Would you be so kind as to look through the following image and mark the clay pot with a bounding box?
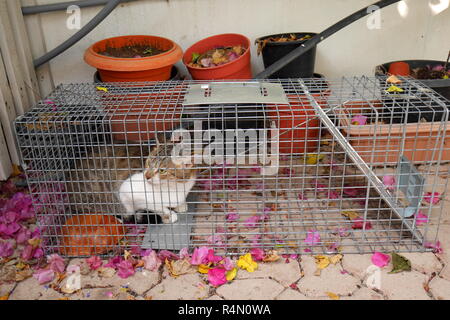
[84,35,183,82]
[60,214,126,256]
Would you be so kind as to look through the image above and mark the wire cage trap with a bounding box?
[14,76,449,257]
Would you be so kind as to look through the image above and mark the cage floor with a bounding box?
[187,157,423,255]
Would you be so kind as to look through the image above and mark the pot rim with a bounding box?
[255,32,318,46]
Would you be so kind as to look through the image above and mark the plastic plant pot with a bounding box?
[268,94,322,155]
[84,35,183,82]
[94,65,181,83]
[102,86,185,142]
[60,214,126,256]
[337,100,450,164]
[183,33,252,80]
[387,61,410,76]
[255,32,318,79]
[376,60,450,101]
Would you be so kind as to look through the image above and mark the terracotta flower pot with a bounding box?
[60,214,126,256]
[84,35,183,82]
[183,33,252,80]
[338,100,450,164]
[102,86,185,142]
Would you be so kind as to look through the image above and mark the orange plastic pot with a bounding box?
[183,33,252,80]
[60,214,126,256]
[103,85,185,142]
[84,35,183,82]
[388,61,410,76]
[269,94,324,154]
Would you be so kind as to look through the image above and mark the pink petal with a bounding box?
[33,268,55,285]
[142,250,162,271]
[0,241,14,258]
[179,247,190,260]
[190,246,209,265]
[304,230,321,246]
[351,114,368,125]
[415,211,429,226]
[117,260,135,279]
[86,256,103,270]
[382,175,396,191]
[208,268,227,287]
[327,191,340,199]
[226,212,239,222]
[244,216,260,228]
[352,217,373,230]
[371,252,391,267]
[47,254,66,273]
[222,257,234,271]
[206,249,222,264]
[250,248,265,261]
[424,192,441,205]
[424,241,443,254]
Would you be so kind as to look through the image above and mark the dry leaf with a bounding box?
[15,269,33,282]
[387,75,402,84]
[97,267,116,278]
[326,292,340,300]
[165,259,195,278]
[263,250,280,262]
[342,210,359,220]
[329,254,343,265]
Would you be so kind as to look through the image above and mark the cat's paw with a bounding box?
[175,203,188,213]
[162,211,178,224]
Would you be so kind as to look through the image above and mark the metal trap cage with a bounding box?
[14,76,449,257]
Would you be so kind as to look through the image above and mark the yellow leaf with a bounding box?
[237,253,258,273]
[386,85,404,93]
[226,268,237,281]
[28,238,41,248]
[329,254,343,265]
[11,164,22,177]
[166,259,195,278]
[0,294,9,300]
[443,75,449,79]
[124,250,131,261]
[96,86,108,92]
[314,255,330,270]
[198,264,211,274]
[326,292,340,300]
[306,153,325,165]
[342,210,359,220]
[15,262,27,270]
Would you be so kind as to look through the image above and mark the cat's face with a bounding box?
[144,134,196,182]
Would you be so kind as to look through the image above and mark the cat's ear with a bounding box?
[155,132,167,146]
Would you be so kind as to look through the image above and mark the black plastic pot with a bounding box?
[375,60,450,101]
[94,65,181,83]
[256,32,317,79]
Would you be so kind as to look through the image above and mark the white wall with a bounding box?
[24,0,450,86]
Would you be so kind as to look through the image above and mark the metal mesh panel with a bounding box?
[14,77,449,257]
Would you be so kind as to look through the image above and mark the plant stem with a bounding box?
[444,50,450,72]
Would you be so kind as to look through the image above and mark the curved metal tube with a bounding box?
[33,0,123,68]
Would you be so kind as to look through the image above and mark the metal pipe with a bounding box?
[22,0,137,15]
[33,0,123,68]
[255,0,401,79]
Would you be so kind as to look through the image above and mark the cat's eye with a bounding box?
[159,169,167,175]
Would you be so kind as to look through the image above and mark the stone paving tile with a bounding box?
[340,287,384,300]
[76,287,133,300]
[400,252,443,274]
[146,273,210,300]
[207,295,223,300]
[379,270,431,300]
[341,254,373,279]
[297,256,360,298]
[439,264,450,281]
[274,288,310,300]
[428,276,450,300]
[9,277,55,300]
[236,260,302,287]
[0,282,15,297]
[216,279,284,300]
